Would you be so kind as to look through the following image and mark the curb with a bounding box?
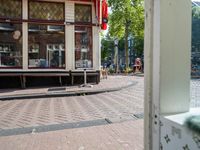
[0,81,138,101]
[133,73,144,77]
[0,119,111,137]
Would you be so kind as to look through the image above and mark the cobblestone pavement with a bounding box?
[0,76,135,97]
[0,120,144,150]
[0,76,199,131]
[0,76,199,150]
[0,76,144,130]
[0,76,144,150]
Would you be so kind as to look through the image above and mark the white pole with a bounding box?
[80,69,93,88]
[0,53,1,66]
[84,69,87,85]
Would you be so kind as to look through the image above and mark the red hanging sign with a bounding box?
[101,0,108,30]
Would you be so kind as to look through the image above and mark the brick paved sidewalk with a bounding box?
[0,77,144,130]
[0,75,136,99]
[0,120,144,150]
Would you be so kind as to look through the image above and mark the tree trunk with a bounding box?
[125,24,129,74]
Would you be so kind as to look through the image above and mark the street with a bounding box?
[0,76,144,150]
[0,76,199,150]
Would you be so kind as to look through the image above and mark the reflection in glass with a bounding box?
[0,23,22,68]
[28,24,65,68]
[75,26,92,69]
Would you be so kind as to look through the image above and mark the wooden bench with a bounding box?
[0,71,69,88]
[0,72,24,88]
[70,71,100,85]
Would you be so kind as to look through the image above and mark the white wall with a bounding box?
[22,0,28,70]
[93,26,101,70]
[159,0,191,114]
[144,0,191,149]
[65,25,75,70]
[65,0,75,23]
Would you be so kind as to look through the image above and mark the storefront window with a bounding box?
[29,1,64,21]
[0,0,22,19]
[28,24,65,68]
[75,4,92,23]
[75,26,92,69]
[0,23,22,68]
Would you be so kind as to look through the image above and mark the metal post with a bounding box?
[114,38,119,73]
[84,69,87,85]
[80,69,93,88]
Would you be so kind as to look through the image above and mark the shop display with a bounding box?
[47,44,65,68]
[28,24,65,68]
[0,43,22,67]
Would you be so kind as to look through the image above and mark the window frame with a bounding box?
[28,0,65,23]
[74,25,93,69]
[0,22,23,69]
[0,0,23,69]
[27,1,66,70]
[74,4,93,24]
[74,3,93,70]
[28,23,66,69]
[0,0,22,20]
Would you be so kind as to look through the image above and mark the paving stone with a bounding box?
[0,77,144,130]
[0,120,144,150]
[0,76,199,150]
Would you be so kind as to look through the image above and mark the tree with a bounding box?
[192,5,200,66]
[192,5,200,52]
[101,35,114,66]
[108,0,144,72]
[192,5,200,19]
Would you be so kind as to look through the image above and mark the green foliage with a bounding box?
[101,36,114,61]
[192,5,200,55]
[123,67,133,73]
[192,6,200,19]
[108,0,144,38]
[134,36,144,57]
[108,0,144,69]
[108,68,115,74]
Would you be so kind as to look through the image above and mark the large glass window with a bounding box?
[0,0,22,19]
[75,4,92,23]
[29,1,64,21]
[75,4,93,69]
[0,23,22,68]
[75,26,92,69]
[28,24,65,68]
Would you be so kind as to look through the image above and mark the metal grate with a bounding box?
[132,113,144,119]
[48,87,66,92]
